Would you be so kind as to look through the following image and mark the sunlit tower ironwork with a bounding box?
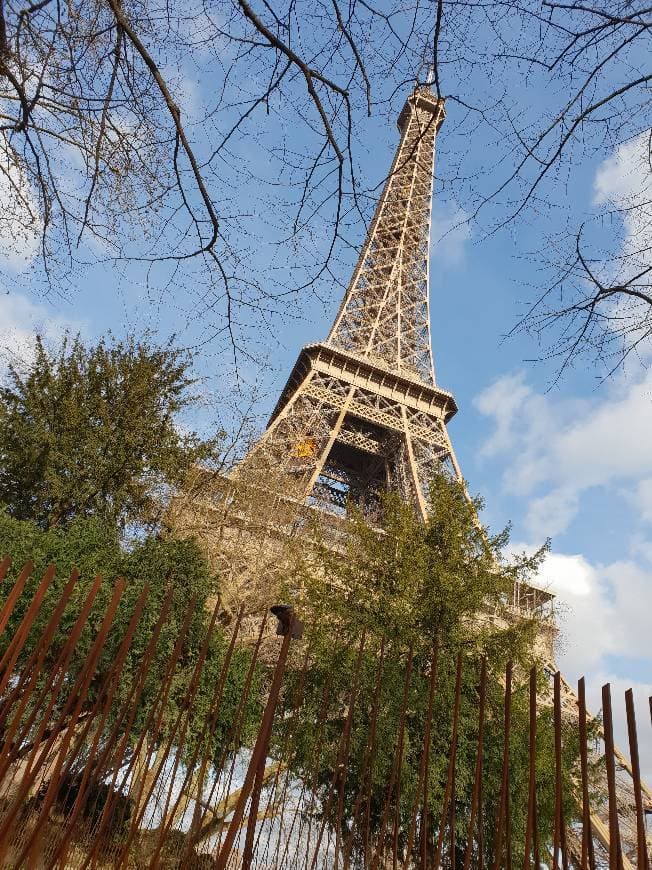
[234,83,462,522]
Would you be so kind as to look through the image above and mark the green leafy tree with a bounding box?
[0,510,262,772]
[0,333,220,532]
[277,474,580,867]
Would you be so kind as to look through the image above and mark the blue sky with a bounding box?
[1,54,650,762]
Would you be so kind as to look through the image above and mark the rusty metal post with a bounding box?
[342,637,386,870]
[334,633,366,870]
[78,585,177,867]
[370,644,414,870]
[553,671,568,870]
[308,632,367,870]
[252,633,314,869]
[151,605,246,868]
[191,611,271,851]
[3,578,126,868]
[49,584,150,867]
[625,688,649,870]
[358,642,386,870]
[249,622,313,868]
[578,678,595,870]
[105,595,202,869]
[404,642,438,868]
[463,657,486,870]
[0,573,103,800]
[0,573,104,791]
[602,683,624,870]
[284,666,336,870]
[0,559,31,635]
[240,747,269,869]
[117,595,223,858]
[147,597,229,853]
[0,564,55,693]
[522,667,537,870]
[418,641,438,870]
[0,568,79,752]
[449,736,457,870]
[215,604,299,870]
[433,652,463,870]
[491,661,512,870]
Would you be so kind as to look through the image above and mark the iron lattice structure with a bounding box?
[234,84,460,522]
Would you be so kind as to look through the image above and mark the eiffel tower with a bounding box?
[174,79,651,864]
[233,83,460,523]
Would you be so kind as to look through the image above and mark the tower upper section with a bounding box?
[241,82,457,523]
[326,85,445,385]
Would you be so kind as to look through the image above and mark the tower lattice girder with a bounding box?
[235,86,460,521]
[328,90,441,382]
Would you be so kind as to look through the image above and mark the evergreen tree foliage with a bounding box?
[278,475,580,866]
[0,510,262,765]
[0,333,220,532]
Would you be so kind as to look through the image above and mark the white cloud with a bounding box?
[430,203,470,266]
[524,488,580,541]
[0,290,83,374]
[592,132,652,323]
[474,371,536,457]
[475,368,652,538]
[594,134,650,203]
[594,133,652,264]
[627,477,652,524]
[515,547,611,675]
[630,533,652,565]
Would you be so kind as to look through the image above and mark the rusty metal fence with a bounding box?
[0,557,649,868]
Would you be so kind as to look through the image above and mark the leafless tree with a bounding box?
[0,0,437,361]
[1,0,649,376]
[428,0,652,376]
